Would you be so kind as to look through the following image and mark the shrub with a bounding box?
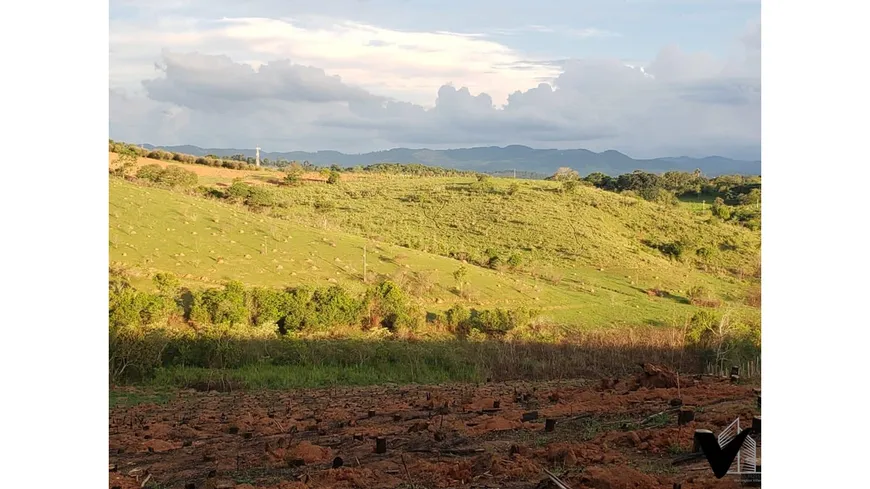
[658,240,687,260]
[651,188,678,206]
[284,169,302,186]
[312,286,362,330]
[152,272,180,296]
[313,199,336,213]
[136,164,164,181]
[244,186,275,209]
[469,307,535,336]
[136,164,198,188]
[472,175,495,193]
[711,197,732,220]
[361,280,421,331]
[507,253,523,269]
[248,287,287,327]
[112,148,139,177]
[687,285,721,308]
[506,183,520,196]
[159,165,198,187]
[327,170,341,184]
[562,179,579,194]
[193,281,250,326]
[277,287,316,334]
[109,279,178,329]
[444,304,471,335]
[226,181,253,202]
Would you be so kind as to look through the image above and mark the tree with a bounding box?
[453,265,468,292]
[112,147,138,177]
[739,188,761,207]
[711,197,732,220]
[552,167,579,181]
[284,165,303,186]
[584,172,613,189]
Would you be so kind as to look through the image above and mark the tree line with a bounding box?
[110,140,479,178]
[550,167,761,229]
[109,269,539,340]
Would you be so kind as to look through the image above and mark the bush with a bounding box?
[507,253,523,269]
[284,170,301,186]
[152,272,180,296]
[711,197,732,220]
[192,281,250,326]
[244,186,275,209]
[361,280,421,331]
[136,164,164,181]
[469,308,530,336]
[327,170,341,184]
[312,286,362,330]
[226,181,253,201]
[136,164,198,188]
[687,285,721,308]
[160,165,198,187]
[472,175,495,193]
[444,304,471,335]
[658,240,687,260]
[248,287,287,327]
[109,278,178,329]
[313,199,336,213]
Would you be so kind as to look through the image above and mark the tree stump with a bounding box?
[375,437,387,454]
[678,408,695,425]
[545,419,556,432]
[521,411,539,422]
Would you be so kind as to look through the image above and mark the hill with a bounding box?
[109,152,760,330]
[139,143,761,177]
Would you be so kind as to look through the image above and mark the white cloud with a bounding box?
[109,11,760,159]
[110,16,566,107]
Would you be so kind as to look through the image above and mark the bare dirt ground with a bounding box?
[109,370,760,489]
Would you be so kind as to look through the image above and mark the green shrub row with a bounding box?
[109,270,535,338]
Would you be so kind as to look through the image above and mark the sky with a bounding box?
[108,0,761,160]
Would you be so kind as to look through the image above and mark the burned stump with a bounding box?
[375,437,387,454]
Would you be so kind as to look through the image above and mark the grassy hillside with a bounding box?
[109,153,760,329]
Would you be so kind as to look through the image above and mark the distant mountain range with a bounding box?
[140,144,761,177]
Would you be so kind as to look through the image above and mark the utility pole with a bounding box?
[255,146,261,167]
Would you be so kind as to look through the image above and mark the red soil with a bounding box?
[109,374,759,489]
